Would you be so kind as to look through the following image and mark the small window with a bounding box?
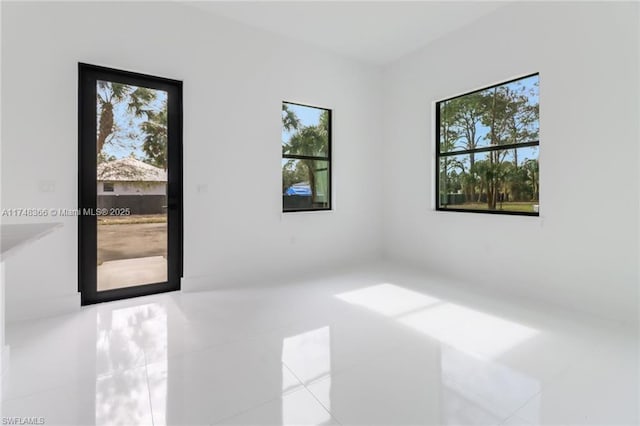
[103,182,114,192]
[436,73,539,215]
[282,102,331,212]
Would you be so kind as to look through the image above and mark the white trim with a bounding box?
[6,293,80,323]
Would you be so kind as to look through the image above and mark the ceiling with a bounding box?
[186,1,506,65]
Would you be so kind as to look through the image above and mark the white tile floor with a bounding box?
[1,262,637,425]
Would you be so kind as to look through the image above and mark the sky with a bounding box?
[441,74,539,153]
[97,82,167,161]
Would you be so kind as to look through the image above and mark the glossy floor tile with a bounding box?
[215,386,338,426]
[1,262,638,425]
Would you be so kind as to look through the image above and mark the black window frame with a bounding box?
[282,101,332,213]
[435,73,540,217]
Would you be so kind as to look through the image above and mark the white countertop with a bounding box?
[1,223,63,261]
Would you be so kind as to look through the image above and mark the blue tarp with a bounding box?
[284,183,311,196]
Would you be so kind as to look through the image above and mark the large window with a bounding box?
[436,74,539,215]
[282,101,331,212]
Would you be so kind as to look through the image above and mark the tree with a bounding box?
[482,86,503,209]
[445,92,488,201]
[522,159,539,201]
[96,82,156,154]
[480,84,538,209]
[460,171,478,203]
[501,82,539,168]
[438,77,539,210]
[97,152,116,164]
[282,103,301,132]
[282,108,329,203]
[141,99,168,169]
[439,101,462,203]
[449,92,487,167]
[282,160,308,192]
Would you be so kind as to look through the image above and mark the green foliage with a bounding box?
[444,92,486,154]
[97,152,117,164]
[438,78,539,210]
[141,99,168,170]
[283,110,329,157]
[282,107,329,202]
[96,82,159,154]
[282,103,301,132]
[128,87,157,118]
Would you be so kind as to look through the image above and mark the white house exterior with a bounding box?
[97,181,166,196]
[97,157,166,195]
[97,158,167,214]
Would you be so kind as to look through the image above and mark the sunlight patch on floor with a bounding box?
[336,283,538,358]
[335,283,440,317]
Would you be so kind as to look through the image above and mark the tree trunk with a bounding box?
[488,88,498,209]
[305,161,316,206]
[97,102,114,154]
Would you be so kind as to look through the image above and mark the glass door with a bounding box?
[79,64,182,305]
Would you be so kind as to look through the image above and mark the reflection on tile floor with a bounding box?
[1,262,638,425]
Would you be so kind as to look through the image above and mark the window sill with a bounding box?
[282,208,333,214]
[434,207,539,217]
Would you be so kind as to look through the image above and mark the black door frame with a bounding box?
[78,63,183,305]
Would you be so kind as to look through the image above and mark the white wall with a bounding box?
[0,0,4,383]
[382,2,639,324]
[0,1,383,321]
[0,260,7,380]
[2,1,637,327]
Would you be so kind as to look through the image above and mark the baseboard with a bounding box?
[6,292,80,323]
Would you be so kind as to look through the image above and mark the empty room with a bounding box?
[0,1,638,425]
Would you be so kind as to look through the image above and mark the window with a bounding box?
[436,73,539,215]
[282,101,331,212]
[103,182,114,192]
